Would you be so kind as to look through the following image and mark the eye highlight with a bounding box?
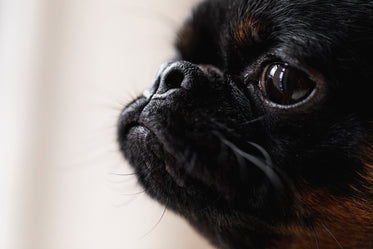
[260,63,316,106]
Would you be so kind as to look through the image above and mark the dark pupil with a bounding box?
[262,63,315,105]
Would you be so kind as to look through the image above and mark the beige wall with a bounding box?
[0,0,214,248]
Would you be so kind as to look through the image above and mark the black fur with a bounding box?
[118,1,373,248]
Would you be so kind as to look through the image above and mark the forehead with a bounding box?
[177,0,372,83]
[226,1,337,53]
[214,0,370,73]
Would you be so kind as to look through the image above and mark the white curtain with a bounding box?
[0,0,212,248]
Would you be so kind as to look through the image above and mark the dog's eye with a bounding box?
[260,63,315,105]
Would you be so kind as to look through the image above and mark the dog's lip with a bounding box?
[118,95,193,190]
[118,97,148,134]
[124,123,163,158]
[124,122,187,188]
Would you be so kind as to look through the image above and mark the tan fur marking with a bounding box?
[232,18,270,47]
[272,187,373,248]
[270,142,373,249]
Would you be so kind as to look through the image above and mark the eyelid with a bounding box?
[243,56,279,83]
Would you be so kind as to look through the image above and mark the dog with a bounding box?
[118,0,373,248]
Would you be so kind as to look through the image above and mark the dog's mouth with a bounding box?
[117,96,211,201]
[124,124,187,188]
[117,95,288,220]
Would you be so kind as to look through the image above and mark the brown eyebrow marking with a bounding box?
[232,17,272,47]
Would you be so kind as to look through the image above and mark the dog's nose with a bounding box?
[143,61,222,99]
[153,61,204,95]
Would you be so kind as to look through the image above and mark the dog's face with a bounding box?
[118,0,373,248]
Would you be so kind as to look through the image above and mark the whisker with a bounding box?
[321,220,344,249]
[121,191,145,196]
[209,118,236,133]
[216,133,284,191]
[107,178,137,184]
[247,141,273,166]
[238,115,266,126]
[183,147,193,172]
[120,3,179,31]
[184,150,198,173]
[99,102,123,112]
[113,194,142,207]
[109,172,138,176]
[138,206,167,240]
[309,228,316,249]
[308,226,321,249]
[314,228,320,249]
[247,140,296,193]
[231,144,249,183]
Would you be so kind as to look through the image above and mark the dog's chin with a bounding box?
[125,124,187,188]
[120,122,219,213]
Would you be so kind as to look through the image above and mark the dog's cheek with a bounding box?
[271,142,373,249]
[268,190,373,249]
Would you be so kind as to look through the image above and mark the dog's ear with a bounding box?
[175,0,225,67]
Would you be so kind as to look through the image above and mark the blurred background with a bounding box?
[0,0,215,248]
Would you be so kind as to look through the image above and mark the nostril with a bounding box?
[163,69,185,89]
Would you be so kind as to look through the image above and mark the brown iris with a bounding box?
[260,63,315,105]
